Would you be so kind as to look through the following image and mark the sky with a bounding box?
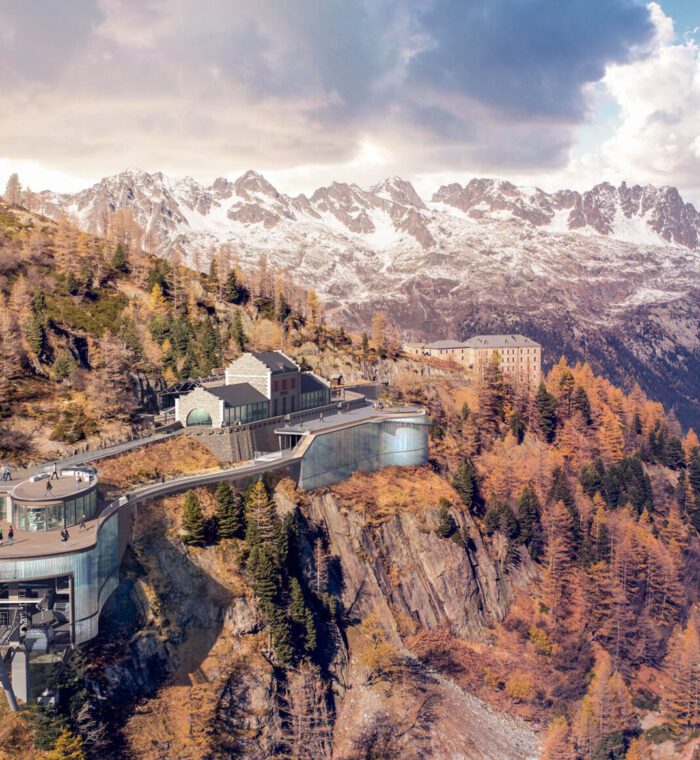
[1,0,699,202]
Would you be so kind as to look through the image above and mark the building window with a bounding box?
[186,408,213,427]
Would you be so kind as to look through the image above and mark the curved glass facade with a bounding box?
[14,488,98,531]
[0,508,120,644]
[297,414,429,491]
[186,408,213,426]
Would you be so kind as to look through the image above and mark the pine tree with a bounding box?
[543,499,575,612]
[181,490,206,546]
[0,296,23,405]
[662,614,700,736]
[47,728,86,760]
[248,544,279,611]
[3,173,22,206]
[452,458,482,515]
[26,312,48,361]
[573,386,592,424]
[230,310,247,351]
[541,715,574,760]
[517,485,544,558]
[289,577,307,625]
[215,481,244,539]
[436,498,457,538]
[245,480,278,546]
[150,282,168,312]
[311,537,329,596]
[371,311,387,356]
[271,607,294,665]
[478,354,504,435]
[535,381,558,442]
[304,607,317,654]
[600,409,625,464]
[111,242,129,272]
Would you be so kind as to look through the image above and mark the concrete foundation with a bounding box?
[11,649,29,703]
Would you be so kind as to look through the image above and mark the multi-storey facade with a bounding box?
[409,335,542,386]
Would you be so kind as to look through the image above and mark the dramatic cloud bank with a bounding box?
[1,0,697,198]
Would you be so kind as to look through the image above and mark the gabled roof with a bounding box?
[462,334,540,348]
[206,382,268,407]
[251,351,299,374]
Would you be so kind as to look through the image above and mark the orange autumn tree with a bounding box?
[662,613,700,736]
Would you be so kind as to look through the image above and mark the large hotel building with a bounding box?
[405,334,542,386]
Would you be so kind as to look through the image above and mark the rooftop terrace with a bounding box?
[12,473,96,502]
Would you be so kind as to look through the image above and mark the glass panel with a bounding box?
[47,503,64,531]
[186,408,212,426]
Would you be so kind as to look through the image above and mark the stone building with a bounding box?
[407,335,542,386]
[175,351,331,428]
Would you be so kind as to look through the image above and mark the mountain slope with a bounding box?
[31,170,700,428]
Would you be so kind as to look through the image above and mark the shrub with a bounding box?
[528,625,554,656]
[505,672,535,702]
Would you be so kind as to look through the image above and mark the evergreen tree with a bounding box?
[304,607,317,654]
[215,481,244,539]
[181,490,206,546]
[270,607,294,665]
[573,385,592,425]
[452,458,482,515]
[436,498,457,538]
[535,381,558,443]
[289,577,307,625]
[231,310,247,351]
[224,269,242,303]
[245,480,278,546]
[460,401,471,421]
[361,332,369,357]
[517,485,544,559]
[111,242,129,273]
[478,354,505,433]
[26,312,48,361]
[509,410,526,443]
[248,544,279,612]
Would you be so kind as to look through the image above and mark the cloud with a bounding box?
[599,3,700,194]
[0,0,657,190]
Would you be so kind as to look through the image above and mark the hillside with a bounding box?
[2,200,700,759]
[22,168,700,429]
[0,200,372,465]
[3,350,700,758]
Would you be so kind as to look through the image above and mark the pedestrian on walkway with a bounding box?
[8,525,14,545]
[60,528,69,542]
[319,412,324,422]
[79,514,86,530]
[45,479,53,495]
[50,463,59,480]
[0,528,4,546]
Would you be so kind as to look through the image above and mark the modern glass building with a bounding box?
[10,469,99,531]
[297,412,429,491]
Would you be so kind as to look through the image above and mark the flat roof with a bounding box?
[13,475,96,503]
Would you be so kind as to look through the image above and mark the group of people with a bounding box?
[0,465,11,481]
[0,525,14,546]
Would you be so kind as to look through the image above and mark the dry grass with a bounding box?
[331,466,458,526]
[97,436,220,491]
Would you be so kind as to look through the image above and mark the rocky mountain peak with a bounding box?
[372,177,426,209]
[233,170,280,201]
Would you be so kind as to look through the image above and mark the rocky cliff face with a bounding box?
[59,470,539,759]
[31,168,700,428]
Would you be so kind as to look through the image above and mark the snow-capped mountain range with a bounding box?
[34,169,700,427]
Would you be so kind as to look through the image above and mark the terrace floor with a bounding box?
[0,518,100,560]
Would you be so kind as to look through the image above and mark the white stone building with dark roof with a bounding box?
[175,351,332,428]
